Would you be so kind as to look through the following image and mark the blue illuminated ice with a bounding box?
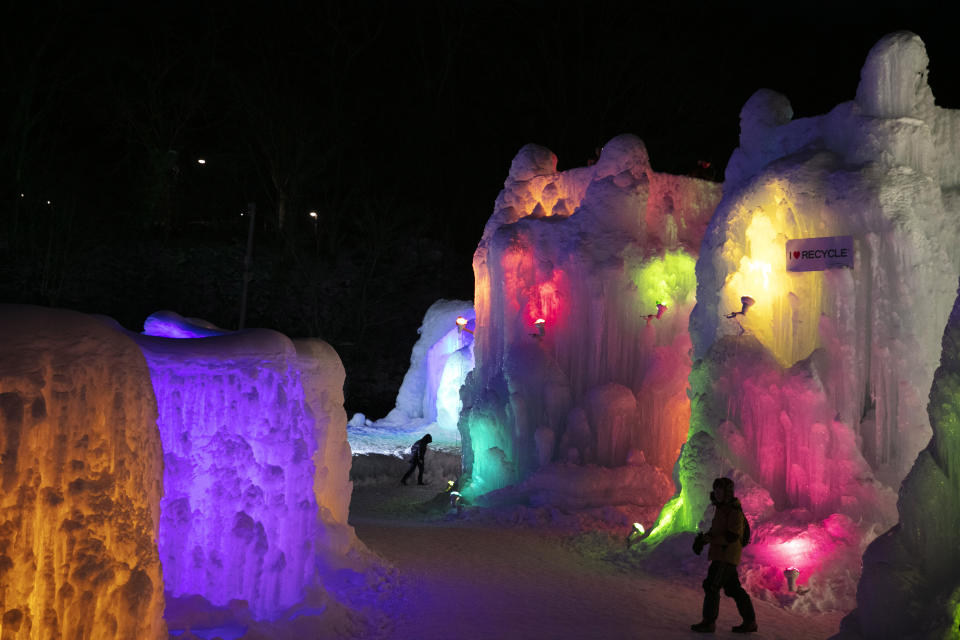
[348,299,474,456]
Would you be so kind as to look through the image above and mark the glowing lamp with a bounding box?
[455,316,474,335]
[626,522,646,547]
[784,567,800,592]
[645,303,669,325]
[450,491,463,514]
[534,318,546,337]
[309,211,318,219]
[197,158,206,164]
[446,480,455,492]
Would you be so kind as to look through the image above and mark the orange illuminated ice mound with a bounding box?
[0,305,166,640]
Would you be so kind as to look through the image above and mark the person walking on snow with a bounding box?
[690,477,757,634]
[401,433,432,485]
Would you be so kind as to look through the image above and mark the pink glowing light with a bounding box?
[769,536,817,571]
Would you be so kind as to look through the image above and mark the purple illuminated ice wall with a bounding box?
[134,315,354,620]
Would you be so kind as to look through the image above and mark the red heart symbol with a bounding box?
[793,251,800,259]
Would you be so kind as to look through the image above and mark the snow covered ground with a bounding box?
[349,479,846,639]
[347,417,462,457]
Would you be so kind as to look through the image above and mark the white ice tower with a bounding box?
[380,299,476,436]
[654,31,960,604]
[459,135,721,504]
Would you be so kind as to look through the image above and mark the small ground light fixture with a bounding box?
[626,522,646,547]
[446,480,455,492]
[456,316,473,334]
[309,211,318,219]
[197,158,206,165]
[784,567,800,592]
[535,318,546,336]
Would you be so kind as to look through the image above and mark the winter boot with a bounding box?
[732,620,758,633]
[690,621,716,633]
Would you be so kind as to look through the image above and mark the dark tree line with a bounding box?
[2,2,955,414]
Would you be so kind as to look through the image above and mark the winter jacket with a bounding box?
[410,437,429,462]
[706,498,746,565]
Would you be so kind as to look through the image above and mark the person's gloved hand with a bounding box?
[692,532,707,555]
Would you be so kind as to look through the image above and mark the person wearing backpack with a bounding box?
[400,433,432,485]
[690,477,757,634]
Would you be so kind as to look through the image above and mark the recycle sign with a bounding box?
[786,236,854,272]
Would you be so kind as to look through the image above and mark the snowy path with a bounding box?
[350,485,844,640]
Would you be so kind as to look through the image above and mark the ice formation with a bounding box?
[142,310,232,339]
[647,31,960,609]
[132,318,355,620]
[459,134,721,498]
[0,305,166,639]
[834,287,960,637]
[347,300,474,457]
[380,299,475,435]
[0,304,361,637]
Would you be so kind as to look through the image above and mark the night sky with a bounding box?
[2,2,956,414]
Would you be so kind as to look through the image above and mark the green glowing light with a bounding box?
[461,411,515,499]
[640,495,686,547]
[631,250,697,310]
[949,589,960,640]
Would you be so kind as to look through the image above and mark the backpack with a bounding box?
[740,511,751,547]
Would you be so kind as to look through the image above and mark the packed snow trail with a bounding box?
[350,484,844,639]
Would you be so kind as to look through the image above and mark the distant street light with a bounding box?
[239,202,256,330]
[309,211,319,254]
[197,158,206,165]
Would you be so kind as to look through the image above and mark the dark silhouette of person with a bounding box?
[401,433,432,485]
[691,477,757,634]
